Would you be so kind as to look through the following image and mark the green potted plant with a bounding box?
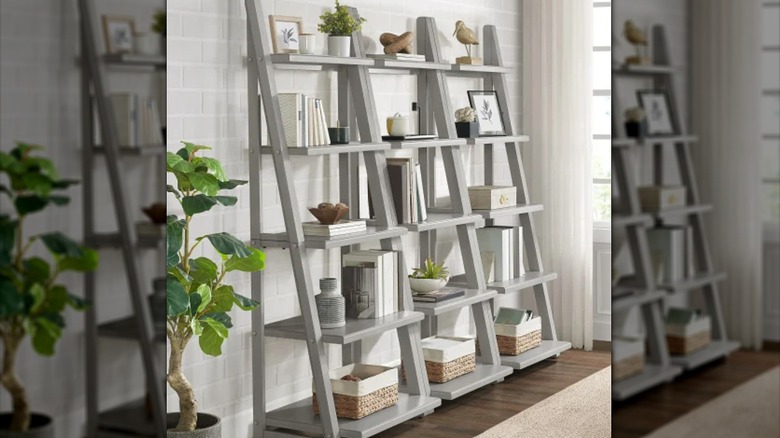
[408,258,449,293]
[0,143,98,437]
[318,0,366,57]
[152,9,166,55]
[134,9,165,56]
[166,143,264,437]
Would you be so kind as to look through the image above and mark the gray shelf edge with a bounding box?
[500,340,572,369]
[256,142,391,155]
[401,214,485,232]
[265,312,425,344]
[612,364,682,401]
[413,289,498,316]
[669,340,740,369]
[427,364,513,400]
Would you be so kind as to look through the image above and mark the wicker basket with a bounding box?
[666,316,711,355]
[494,315,542,356]
[312,364,398,419]
[401,337,476,383]
[613,336,645,381]
[613,354,644,381]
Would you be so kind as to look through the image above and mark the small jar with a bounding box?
[315,278,345,328]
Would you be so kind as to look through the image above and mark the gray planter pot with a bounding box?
[0,413,53,438]
[167,413,221,438]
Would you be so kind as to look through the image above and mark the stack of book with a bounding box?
[367,53,427,62]
[107,93,164,146]
[412,288,465,303]
[278,93,331,147]
[342,250,399,319]
[302,220,366,237]
[476,226,524,282]
[368,157,427,224]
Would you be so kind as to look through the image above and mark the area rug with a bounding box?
[646,366,780,438]
[476,366,611,438]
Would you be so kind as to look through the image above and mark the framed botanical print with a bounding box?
[269,16,303,54]
[102,15,136,54]
[636,90,676,136]
[467,90,506,136]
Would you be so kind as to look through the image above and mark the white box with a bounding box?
[313,363,398,397]
[495,315,542,337]
[420,336,475,363]
[613,336,644,362]
[638,185,686,211]
[468,185,517,210]
[665,315,710,337]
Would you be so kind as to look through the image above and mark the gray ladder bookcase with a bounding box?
[441,23,572,370]
[78,0,166,436]
[245,1,439,437]
[611,25,739,400]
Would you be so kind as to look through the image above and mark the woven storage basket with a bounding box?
[494,315,542,356]
[312,364,398,420]
[613,336,645,381]
[613,354,644,381]
[666,316,711,355]
[401,337,476,383]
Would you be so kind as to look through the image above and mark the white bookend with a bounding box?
[414,163,427,222]
[278,93,302,147]
[300,93,307,147]
[647,226,686,283]
[477,227,514,281]
[514,226,525,275]
[317,99,331,145]
[364,250,396,316]
[343,251,385,317]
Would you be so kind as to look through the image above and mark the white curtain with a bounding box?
[690,0,764,349]
[522,0,594,349]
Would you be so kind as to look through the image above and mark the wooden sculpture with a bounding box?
[380,32,414,54]
[623,20,650,65]
[453,20,481,65]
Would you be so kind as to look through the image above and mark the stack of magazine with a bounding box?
[367,53,426,62]
[302,219,366,237]
[412,287,465,303]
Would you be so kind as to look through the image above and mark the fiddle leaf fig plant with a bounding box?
[166,142,264,432]
[0,142,97,432]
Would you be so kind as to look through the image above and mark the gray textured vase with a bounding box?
[0,413,54,438]
[315,277,345,328]
[167,413,221,438]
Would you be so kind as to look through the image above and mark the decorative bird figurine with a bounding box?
[453,20,479,58]
[623,20,649,64]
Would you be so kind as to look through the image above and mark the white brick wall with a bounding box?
[1,0,164,437]
[167,0,521,434]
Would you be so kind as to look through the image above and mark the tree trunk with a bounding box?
[1,330,29,432]
[168,331,197,431]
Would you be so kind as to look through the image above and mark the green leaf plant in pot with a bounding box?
[408,258,449,294]
[166,142,264,437]
[0,143,98,437]
[318,0,366,57]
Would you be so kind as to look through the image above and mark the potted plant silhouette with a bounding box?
[166,143,264,437]
[408,258,449,294]
[0,143,98,437]
[318,0,366,57]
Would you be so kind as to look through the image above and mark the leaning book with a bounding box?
[412,288,465,303]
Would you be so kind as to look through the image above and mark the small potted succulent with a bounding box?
[454,107,478,138]
[624,107,647,138]
[408,258,449,294]
[166,143,265,436]
[135,9,165,56]
[318,0,366,57]
[0,143,98,437]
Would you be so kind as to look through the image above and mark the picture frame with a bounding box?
[102,15,136,54]
[269,16,303,54]
[636,90,676,136]
[467,90,506,136]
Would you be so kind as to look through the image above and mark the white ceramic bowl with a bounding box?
[409,278,447,294]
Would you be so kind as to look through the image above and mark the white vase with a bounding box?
[328,36,351,57]
[409,278,448,294]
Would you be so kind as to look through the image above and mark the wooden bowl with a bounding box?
[308,204,349,225]
[142,202,167,224]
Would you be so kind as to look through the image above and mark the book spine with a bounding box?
[415,163,427,222]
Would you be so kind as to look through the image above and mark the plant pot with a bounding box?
[0,413,54,438]
[409,278,447,294]
[328,36,351,57]
[624,120,646,138]
[135,33,162,56]
[455,121,478,138]
[167,413,221,438]
[328,127,350,144]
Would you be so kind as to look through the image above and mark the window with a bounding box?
[592,1,612,224]
[762,2,780,226]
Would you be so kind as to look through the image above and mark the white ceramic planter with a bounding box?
[328,36,351,57]
[134,33,162,56]
[409,278,447,294]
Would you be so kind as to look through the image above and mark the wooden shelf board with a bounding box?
[257,142,390,156]
[425,364,513,400]
[413,289,497,316]
[388,138,467,149]
[670,340,740,370]
[612,213,653,227]
[372,59,450,70]
[401,213,484,232]
[612,364,682,401]
[265,394,441,438]
[265,312,424,344]
[254,226,407,250]
[660,271,727,292]
[651,203,713,219]
[98,316,165,343]
[449,64,514,74]
[450,271,558,294]
[465,135,530,145]
[613,290,666,313]
[93,145,165,156]
[97,398,155,437]
[270,53,373,67]
[500,340,572,369]
[428,204,544,219]
[103,53,165,68]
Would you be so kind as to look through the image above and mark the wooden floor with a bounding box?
[613,348,780,438]
[377,345,611,438]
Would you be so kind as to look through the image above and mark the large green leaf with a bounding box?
[166,216,186,264]
[217,179,248,190]
[225,247,265,272]
[0,152,17,171]
[167,152,195,173]
[50,179,79,190]
[209,285,234,313]
[40,232,83,258]
[0,279,23,317]
[187,171,220,196]
[194,284,212,314]
[22,257,50,287]
[182,142,212,158]
[48,195,69,206]
[202,312,232,329]
[189,257,219,284]
[67,293,88,311]
[213,196,237,207]
[30,317,61,356]
[28,283,46,313]
[58,248,98,272]
[14,195,49,215]
[0,216,17,265]
[232,291,260,311]
[189,293,202,317]
[45,284,69,313]
[198,317,228,356]
[166,275,190,317]
[21,173,53,195]
[198,157,227,181]
[200,233,253,257]
[181,195,218,216]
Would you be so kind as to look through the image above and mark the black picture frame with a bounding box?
[467,90,506,136]
[636,89,677,136]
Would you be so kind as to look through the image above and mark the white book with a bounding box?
[477,227,514,281]
[513,226,525,276]
[300,94,307,147]
[278,93,302,147]
[316,99,330,145]
[343,251,385,317]
[481,251,495,282]
[306,97,314,146]
[364,250,396,315]
[109,93,135,146]
[648,226,686,283]
[414,163,427,222]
